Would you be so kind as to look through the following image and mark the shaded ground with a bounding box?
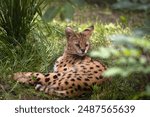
[74,5,145,27]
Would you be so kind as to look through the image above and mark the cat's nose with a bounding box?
[81,49,85,53]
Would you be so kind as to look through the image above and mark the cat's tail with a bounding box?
[13,72,49,85]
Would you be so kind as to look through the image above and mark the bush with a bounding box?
[0,0,43,46]
[90,31,150,99]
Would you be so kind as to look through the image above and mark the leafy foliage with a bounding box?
[42,0,85,22]
[112,0,150,36]
[0,0,44,46]
[90,24,150,99]
[112,0,150,11]
[0,21,65,99]
[91,35,150,77]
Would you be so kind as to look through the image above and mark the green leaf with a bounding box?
[90,47,111,59]
[139,57,146,64]
[42,6,61,22]
[103,67,124,77]
[120,15,127,24]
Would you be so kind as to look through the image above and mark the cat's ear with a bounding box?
[65,27,74,39]
[82,25,94,38]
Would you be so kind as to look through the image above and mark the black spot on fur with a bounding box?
[84,82,89,86]
[84,78,90,81]
[68,60,72,63]
[96,65,100,68]
[53,80,56,82]
[75,88,78,91]
[83,67,86,69]
[60,93,64,96]
[67,76,71,79]
[92,82,96,85]
[88,76,93,79]
[48,82,51,85]
[63,64,66,67]
[72,83,75,86]
[75,74,80,76]
[60,62,63,64]
[66,74,72,79]
[45,78,50,82]
[94,71,98,73]
[58,82,61,86]
[64,68,67,71]
[36,78,41,81]
[57,73,61,76]
[65,81,69,85]
[72,62,75,64]
[87,70,92,73]
[44,73,50,77]
[36,73,39,76]
[88,73,93,76]
[99,69,102,71]
[90,67,93,69]
[62,74,66,77]
[70,79,75,82]
[70,90,74,94]
[104,66,107,70]
[53,75,58,79]
[77,85,81,90]
[73,70,77,73]
[59,78,64,82]
[77,78,81,81]
[66,91,69,94]
[96,77,100,80]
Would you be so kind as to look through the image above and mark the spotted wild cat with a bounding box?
[13,26,110,98]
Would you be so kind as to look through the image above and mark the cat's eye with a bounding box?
[75,43,80,47]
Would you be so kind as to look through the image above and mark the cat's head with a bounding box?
[65,26,94,56]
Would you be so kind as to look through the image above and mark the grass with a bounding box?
[0,0,43,46]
